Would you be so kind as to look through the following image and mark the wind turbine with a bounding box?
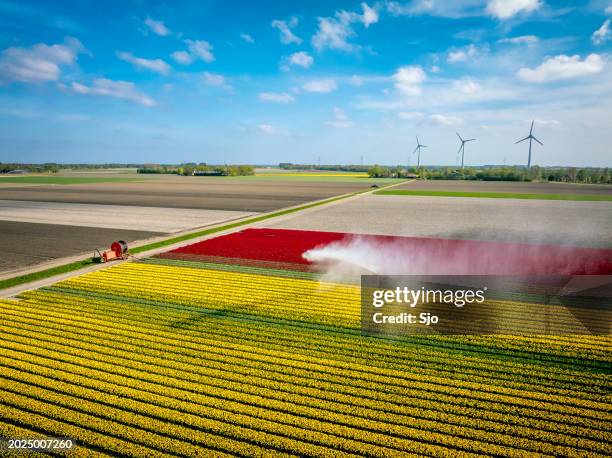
[412,136,427,168]
[515,120,543,168]
[456,132,476,169]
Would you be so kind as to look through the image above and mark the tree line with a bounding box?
[367,165,611,184]
[137,164,255,176]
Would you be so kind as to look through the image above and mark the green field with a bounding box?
[0,176,141,185]
[375,189,612,201]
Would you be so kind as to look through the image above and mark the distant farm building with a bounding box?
[193,170,223,176]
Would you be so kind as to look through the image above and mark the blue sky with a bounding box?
[0,0,611,167]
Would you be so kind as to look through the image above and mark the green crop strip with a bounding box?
[140,258,323,281]
[0,184,396,292]
[374,189,612,201]
[0,259,96,291]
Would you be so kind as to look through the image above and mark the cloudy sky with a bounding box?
[1,0,611,167]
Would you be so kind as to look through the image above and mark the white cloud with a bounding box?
[258,124,289,136]
[117,52,170,75]
[0,37,85,84]
[428,114,464,126]
[144,17,170,36]
[302,79,338,93]
[486,0,541,19]
[312,3,378,52]
[336,2,379,28]
[258,124,276,134]
[606,4,612,14]
[592,19,611,45]
[386,1,483,18]
[312,17,354,51]
[288,51,313,68]
[258,92,295,103]
[171,40,214,65]
[203,72,232,90]
[185,40,214,63]
[430,65,440,73]
[271,17,301,45]
[240,33,254,44]
[170,51,193,65]
[498,35,539,45]
[397,111,424,121]
[393,65,426,96]
[361,3,379,27]
[454,78,481,95]
[70,78,156,107]
[327,107,352,128]
[518,54,605,82]
[447,44,478,63]
[533,119,561,126]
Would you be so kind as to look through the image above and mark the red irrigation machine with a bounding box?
[93,240,130,263]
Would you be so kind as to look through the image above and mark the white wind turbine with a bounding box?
[515,120,543,168]
[413,136,427,168]
[456,132,476,169]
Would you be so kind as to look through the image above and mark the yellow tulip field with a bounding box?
[0,260,610,456]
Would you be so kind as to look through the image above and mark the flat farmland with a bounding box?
[262,194,612,247]
[396,179,612,195]
[0,200,252,232]
[0,220,162,274]
[1,228,609,456]
[0,175,375,276]
[0,176,372,212]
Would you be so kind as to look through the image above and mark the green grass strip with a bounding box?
[375,189,612,201]
[0,259,96,291]
[140,258,322,281]
[0,186,382,291]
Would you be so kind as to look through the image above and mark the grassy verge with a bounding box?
[0,187,381,292]
[375,189,612,201]
[0,259,96,290]
[0,176,140,184]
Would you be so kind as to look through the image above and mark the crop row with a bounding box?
[143,257,320,280]
[55,264,612,363]
[58,263,609,342]
[20,290,607,397]
[45,286,611,371]
[80,262,612,339]
[1,334,608,457]
[1,308,610,443]
[3,302,608,419]
[29,287,612,377]
[0,386,278,458]
[1,368,509,458]
[4,346,607,456]
[153,253,314,273]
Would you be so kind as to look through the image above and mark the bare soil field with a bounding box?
[0,200,252,232]
[0,176,371,276]
[0,177,369,212]
[263,194,612,247]
[396,180,612,195]
[0,220,162,274]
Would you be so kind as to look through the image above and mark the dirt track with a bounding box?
[0,178,369,212]
[396,180,612,195]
